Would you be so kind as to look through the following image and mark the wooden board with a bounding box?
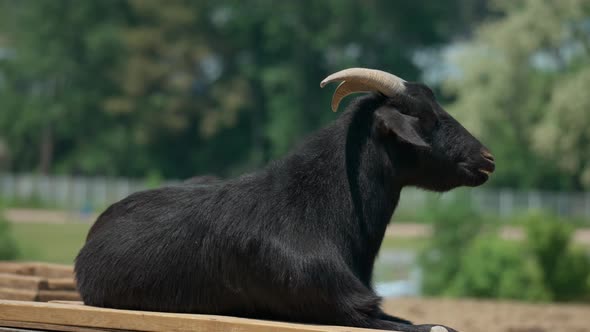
[29,263,74,278]
[0,274,46,290]
[44,278,77,291]
[0,263,34,276]
[0,320,119,332]
[0,289,37,302]
[48,300,84,305]
[37,290,81,302]
[0,300,387,332]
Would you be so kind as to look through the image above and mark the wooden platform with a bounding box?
[0,300,389,332]
[0,262,79,302]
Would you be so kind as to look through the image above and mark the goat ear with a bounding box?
[375,107,430,149]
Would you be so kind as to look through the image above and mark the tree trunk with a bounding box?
[39,124,54,175]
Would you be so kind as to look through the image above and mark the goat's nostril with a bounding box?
[481,150,495,163]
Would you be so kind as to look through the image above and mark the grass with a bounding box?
[10,222,91,264]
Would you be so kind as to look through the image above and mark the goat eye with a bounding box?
[415,106,437,130]
[424,114,438,130]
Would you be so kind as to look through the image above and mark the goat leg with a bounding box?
[364,320,458,332]
[376,310,413,324]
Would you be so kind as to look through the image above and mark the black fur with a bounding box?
[76,85,494,332]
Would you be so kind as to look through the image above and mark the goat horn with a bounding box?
[320,68,406,112]
[329,81,373,112]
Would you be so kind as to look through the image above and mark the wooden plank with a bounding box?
[30,263,74,278]
[0,263,34,276]
[0,274,46,290]
[0,289,37,302]
[48,300,84,305]
[37,290,81,302]
[0,300,384,332]
[0,320,120,332]
[42,278,77,291]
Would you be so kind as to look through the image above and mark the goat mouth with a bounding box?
[477,161,495,176]
[458,162,492,186]
[478,168,492,176]
[465,170,489,186]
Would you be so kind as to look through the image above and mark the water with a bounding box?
[373,249,421,298]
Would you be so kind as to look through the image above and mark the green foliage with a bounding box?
[144,169,164,189]
[536,65,590,189]
[447,236,550,301]
[1,0,589,191]
[421,208,590,302]
[446,0,590,190]
[419,193,491,295]
[0,0,487,179]
[522,213,590,301]
[0,0,132,175]
[0,203,19,260]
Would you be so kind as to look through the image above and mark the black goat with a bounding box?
[75,68,495,332]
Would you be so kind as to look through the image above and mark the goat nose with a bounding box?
[481,149,495,163]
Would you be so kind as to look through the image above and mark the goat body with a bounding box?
[77,69,494,332]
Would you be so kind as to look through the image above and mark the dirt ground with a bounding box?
[384,297,590,332]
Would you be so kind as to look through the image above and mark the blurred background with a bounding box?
[0,0,589,330]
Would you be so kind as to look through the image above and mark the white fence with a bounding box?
[0,173,150,210]
[1,173,590,219]
[397,187,590,219]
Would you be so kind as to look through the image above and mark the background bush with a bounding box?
[521,213,590,301]
[419,197,590,302]
[447,236,549,301]
[418,193,491,296]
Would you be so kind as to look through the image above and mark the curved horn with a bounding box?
[329,81,373,112]
[320,68,406,112]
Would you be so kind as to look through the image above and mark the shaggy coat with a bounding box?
[76,86,494,332]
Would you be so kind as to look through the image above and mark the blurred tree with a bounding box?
[0,138,8,170]
[0,0,132,175]
[110,0,486,177]
[445,0,590,190]
[535,66,590,189]
[0,0,491,178]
